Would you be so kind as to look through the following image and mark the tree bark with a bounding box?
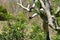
[43,21,50,40]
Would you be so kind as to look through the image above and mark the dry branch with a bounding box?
[55,6,60,17]
[17,0,30,11]
[29,13,38,19]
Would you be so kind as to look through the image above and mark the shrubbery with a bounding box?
[0,6,46,40]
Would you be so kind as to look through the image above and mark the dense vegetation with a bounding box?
[0,5,46,40]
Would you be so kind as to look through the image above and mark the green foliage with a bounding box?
[51,35,57,40]
[57,17,60,25]
[35,0,41,8]
[30,23,46,40]
[0,6,7,13]
[51,0,60,26]
[51,33,60,40]
[52,0,60,5]
[0,10,46,40]
[0,5,13,20]
[0,12,26,40]
[28,0,32,3]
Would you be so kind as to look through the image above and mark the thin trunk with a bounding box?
[43,21,50,40]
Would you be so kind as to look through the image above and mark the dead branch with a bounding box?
[39,0,46,9]
[17,0,30,11]
[29,13,38,19]
[55,6,60,17]
[32,13,37,17]
[17,0,36,11]
[55,6,60,14]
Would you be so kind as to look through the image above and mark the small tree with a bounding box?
[17,0,60,40]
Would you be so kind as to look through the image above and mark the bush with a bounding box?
[0,5,13,20]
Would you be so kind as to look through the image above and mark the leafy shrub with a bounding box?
[0,10,46,40]
[0,5,13,20]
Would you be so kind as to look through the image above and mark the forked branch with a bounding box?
[17,0,36,11]
[17,0,30,11]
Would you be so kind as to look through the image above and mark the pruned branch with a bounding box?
[32,13,37,17]
[40,8,44,12]
[29,13,37,19]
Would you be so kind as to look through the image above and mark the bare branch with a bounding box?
[32,13,37,17]
[32,0,38,8]
[39,0,46,9]
[32,3,35,8]
[17,0,30,11]
[55,6,60,14]
[40,8,44,12]
[27,2,30,9]
[29,13,38,19]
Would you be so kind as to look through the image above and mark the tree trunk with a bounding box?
[43,21,50,40]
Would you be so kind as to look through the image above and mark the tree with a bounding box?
[17,0,60,40]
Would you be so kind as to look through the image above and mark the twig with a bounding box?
[55,6,60,14]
